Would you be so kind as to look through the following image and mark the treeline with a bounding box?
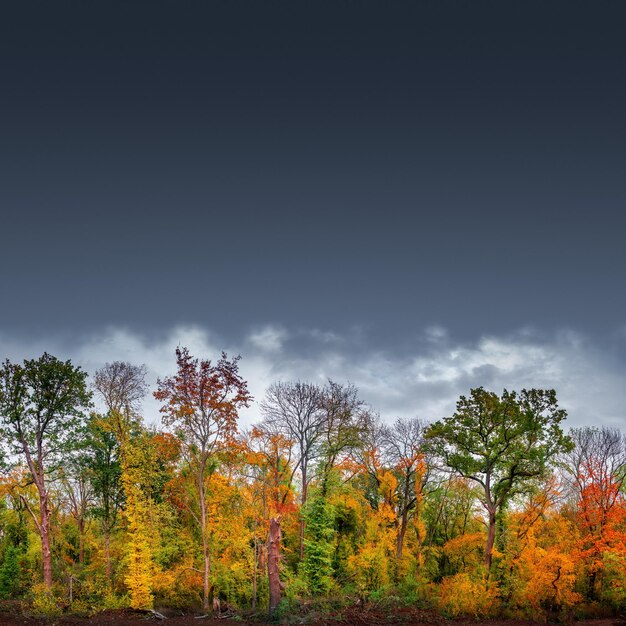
[0,349,625,619]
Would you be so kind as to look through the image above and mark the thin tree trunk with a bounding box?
[396,509,408,560]
[485,511,496,571]
[199,475,210,611]
[78,518,85,565]
[268,516,282,616]
[252,521,258,610]
[40,492,53,589]
[105,530,112,582]
[299,465,307,561]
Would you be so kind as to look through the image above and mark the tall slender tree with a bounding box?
[155,347,251,611]
[93,361,153,608]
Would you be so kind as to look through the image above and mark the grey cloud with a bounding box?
[0,325,623,431]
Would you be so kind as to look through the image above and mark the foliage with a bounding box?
[302,493,335,595]
[426,387,572,570]
[436,573,498,618]
[1,358,626,620]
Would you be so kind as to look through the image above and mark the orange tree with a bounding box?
[245,425,298,616]
[155,347,251,611]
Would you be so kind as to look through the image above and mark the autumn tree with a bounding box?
[245,425,297,616]
[0,353,91,589]
[260,381,325,561]
[565,426,626,504]
[565,427,626,601]
[425,387,572,572]
[380,417,429,563]
[93,361,153,608]
[155,347,251,611]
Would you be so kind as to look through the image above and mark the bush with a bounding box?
[30,583,63,618]
[436,573,498,618]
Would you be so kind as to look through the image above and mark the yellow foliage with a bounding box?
[442,532,485,573]
[437,573,498,618]
[119,432,161,609]
[30,582,63,617]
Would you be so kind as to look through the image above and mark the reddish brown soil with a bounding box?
[0,604,623,626]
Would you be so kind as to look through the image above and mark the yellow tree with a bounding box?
[93,361,155,609]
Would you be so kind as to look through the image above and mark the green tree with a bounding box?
[84,414,123,584]
[302,492,335,595]
[0,353,91,589]
[0,544,22,598]
[425,387,572,572]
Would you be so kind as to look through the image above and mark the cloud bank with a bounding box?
[0,325,623,430]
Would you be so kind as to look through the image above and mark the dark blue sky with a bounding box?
[1,2,625,425]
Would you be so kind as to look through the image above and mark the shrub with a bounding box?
[436,573,498,618]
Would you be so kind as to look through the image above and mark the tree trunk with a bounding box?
[198,466,210,611]
[268,516,282,616]
[78,518,85,565]
[484,510,497,571]
[40,492,53,589]
[299,465,307,561]
[396,509,408,560]
[252,522,258,610]
[104,530,112,583]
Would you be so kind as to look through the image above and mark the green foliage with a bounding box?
[3,360,626,622]
[0,545,24,598]
[426,388,571,504]
[302,495,336,595]
[425,387,572,569]
[0,353,92,466]
[85,414,123,529]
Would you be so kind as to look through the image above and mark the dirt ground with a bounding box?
[0,604,623,626]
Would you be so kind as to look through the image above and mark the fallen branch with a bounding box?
[138,608,167,620]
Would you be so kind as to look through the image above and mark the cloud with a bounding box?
[0,325,623,431]
[247,326,288,353]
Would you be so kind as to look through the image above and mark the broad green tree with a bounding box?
[425,387,572,571]
[0,353,91,589]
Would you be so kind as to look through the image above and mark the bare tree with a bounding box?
[261,381,325,560]
[380,417,429,560]
[565,426,626,499]
[94,361,148,419]
[317,380,368,495]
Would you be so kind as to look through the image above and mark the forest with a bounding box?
[0,349,625,622]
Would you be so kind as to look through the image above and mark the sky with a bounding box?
[1,2,625,429]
